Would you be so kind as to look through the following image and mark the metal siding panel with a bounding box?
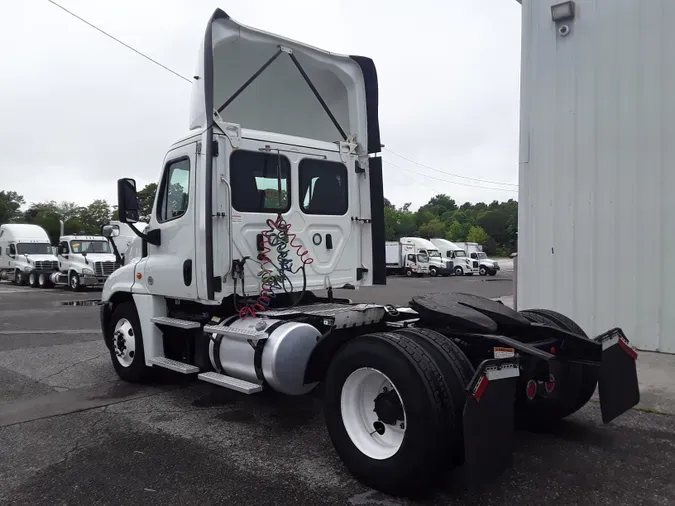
[518,0,674,351]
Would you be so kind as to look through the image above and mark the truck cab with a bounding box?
[429,238,478,275]
[54,234,120,290]
[400,237,452,277]
[472,251,500,276]
[0,224,59,288]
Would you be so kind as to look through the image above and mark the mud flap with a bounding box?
[595,328,640,424]
[462,357,520,491]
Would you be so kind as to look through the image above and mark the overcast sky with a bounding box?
[1,0,522,211]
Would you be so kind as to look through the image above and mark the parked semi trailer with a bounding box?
[0,224,59,287]
[99,9,640,497]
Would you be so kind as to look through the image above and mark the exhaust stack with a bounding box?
[60,220,64,237]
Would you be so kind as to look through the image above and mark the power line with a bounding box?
[383,147,518,187]
[45,0,193,84]
[384,160,518,193]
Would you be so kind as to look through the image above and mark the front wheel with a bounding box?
[479,266,488,276]
[429,267,438,277]
[404,268,413,277]
[14,270,26,286]
[453,266,464,276]
[108,301,149,383]
[323,332,455,496]
[69,272,82,291]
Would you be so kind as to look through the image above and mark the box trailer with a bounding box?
[515,0,674,352]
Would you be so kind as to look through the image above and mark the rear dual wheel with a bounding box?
[517,308,599,427]
[323,329,473,496]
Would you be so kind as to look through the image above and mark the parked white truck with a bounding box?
[385,240,430,276]
[0,224,59,287]
[398,237,452,277]
[429,238,478,276]
[453,241,500,276]
[98,8,639,498]
[51,221,121,291]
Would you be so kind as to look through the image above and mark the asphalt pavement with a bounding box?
[1,271,674,505]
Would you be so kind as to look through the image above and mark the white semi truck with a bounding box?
[429,238,478,276]
[385,240,430,276]
[398,237,452,277]
[0,224,59,287]
[51,221,121,291]
[98,9,639,498]
[453,241,500,276]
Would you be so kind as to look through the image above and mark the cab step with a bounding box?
[197,372,263,394]
[148,357,200,374]
[150,316,202,329]
[202,324,268,342]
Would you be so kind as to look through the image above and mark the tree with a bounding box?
[0,191,25,224]
[466,225,490,245]
[137,183,158,219]
[80,199,111,234]
[418,218,446,239]
[445,221,466,242]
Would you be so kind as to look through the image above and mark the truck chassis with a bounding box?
[100,289,639,496]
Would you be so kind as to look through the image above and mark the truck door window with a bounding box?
[157,157,191,223]
[9,244,15,256]
[407,254,416,263]
[59,241,69,254]
[299,159,348,215]
[230,150,291,213]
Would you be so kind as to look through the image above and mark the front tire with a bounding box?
[479,266,488,276]
[405,268,413,277]
[108,301,149,383]
[323,332,454,496]
[453,266,464,276]
[429,267,438,277]
[14,270,26,286]
[69,272,82,291]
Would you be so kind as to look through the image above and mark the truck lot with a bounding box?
[1,269,674,505]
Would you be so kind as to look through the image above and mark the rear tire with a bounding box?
[323,332,454,496]
[394,327,474,465]
[517,309,598,427]
[28,271,39,288]
[108,301,149,383]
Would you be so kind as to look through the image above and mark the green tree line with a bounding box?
[384,194,517,257]
[1,187,517,255]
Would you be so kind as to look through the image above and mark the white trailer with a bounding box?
[98,8,640,498]
[399,237,452,277]
[429,238,479,275]
[385,240,430,276]
[0,224,59,287]
[515,0,674,352]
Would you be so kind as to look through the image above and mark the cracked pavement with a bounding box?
[1,276,674,505]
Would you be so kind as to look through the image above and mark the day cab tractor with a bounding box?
[99,9,640,497]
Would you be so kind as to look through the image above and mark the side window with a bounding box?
[59,241,69,255]
[230,150,291,213]
[407,254,416,263]
[446,251,452,258]
[299,159,348,215]
[157,158,191,223]
[9,244,16,256]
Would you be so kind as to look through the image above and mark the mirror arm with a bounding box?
[128,223,161,247]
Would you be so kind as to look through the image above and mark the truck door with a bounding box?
[142,142,198,300]
[226,138,356,293]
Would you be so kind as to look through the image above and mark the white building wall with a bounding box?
[517,0,675,352]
